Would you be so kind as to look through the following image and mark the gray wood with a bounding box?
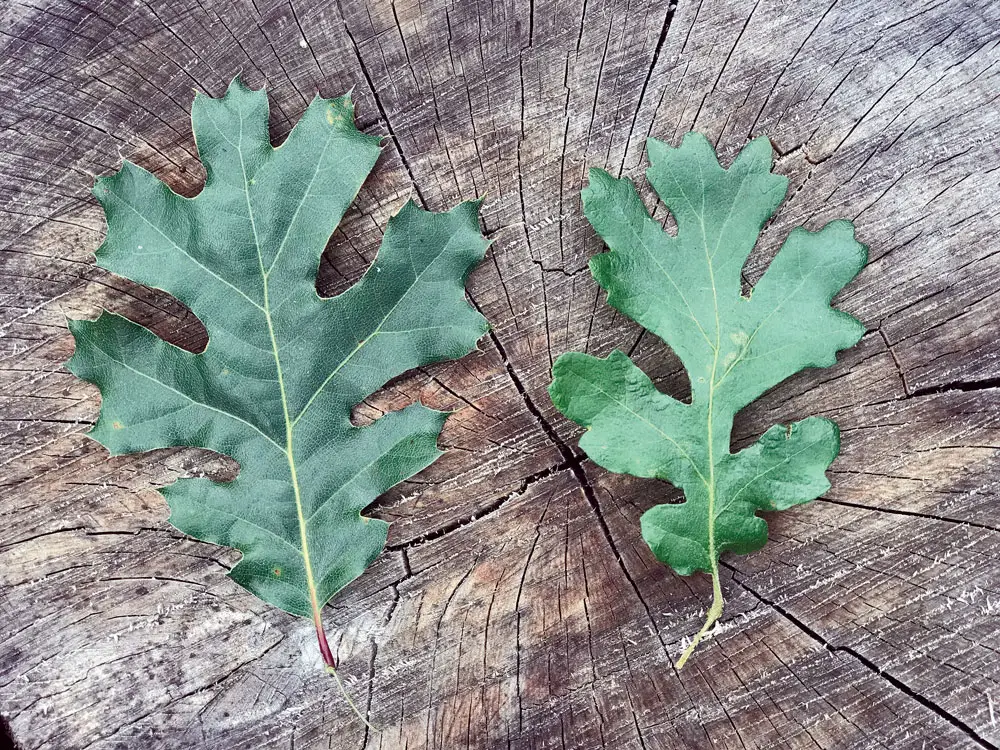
[2,0,999,747]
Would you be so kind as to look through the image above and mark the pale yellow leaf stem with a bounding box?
[327,664,379,733]
[675,566,725,670]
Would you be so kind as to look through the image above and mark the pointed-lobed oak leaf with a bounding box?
[67,78,490,671]
[549,133,866,668]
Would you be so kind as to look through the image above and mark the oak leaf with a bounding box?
[549,133,866,667]
[68,78,489,672]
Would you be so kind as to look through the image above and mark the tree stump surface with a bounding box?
[2,1,999,748]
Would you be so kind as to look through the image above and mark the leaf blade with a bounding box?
[551,131,866,666]
[68,78,489,668]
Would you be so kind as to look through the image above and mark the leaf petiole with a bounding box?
[314,617,337,671]
[327,662,379,734]
[314,613,379,732]
[675,566,724,670]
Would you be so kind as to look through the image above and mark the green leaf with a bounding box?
[67,78,490,670]
[549,132,866,668]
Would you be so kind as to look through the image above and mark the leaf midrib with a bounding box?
[670,157,744,667]
[659,160,753,549]
[235,109,323,625]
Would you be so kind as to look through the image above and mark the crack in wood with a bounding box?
[818,495,1000,534]
[877,326,911,397]
[724,564,999,750]
[386,458,577,552]
[909,377,1000,399]
[0,714,19,750]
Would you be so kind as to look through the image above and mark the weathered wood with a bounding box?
[2,0,999,747]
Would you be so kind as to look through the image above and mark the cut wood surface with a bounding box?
[2,0,999,748]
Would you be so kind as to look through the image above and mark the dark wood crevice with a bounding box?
[723,564,999,750]
[0,714,19,750]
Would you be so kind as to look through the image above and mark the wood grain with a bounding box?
[2,0,999,747]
